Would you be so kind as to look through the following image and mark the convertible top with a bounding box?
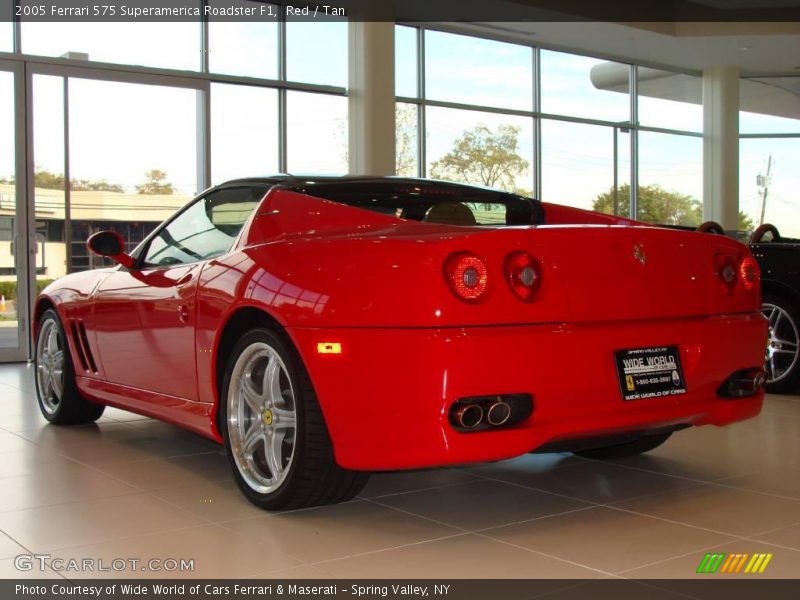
[218,175,546,227]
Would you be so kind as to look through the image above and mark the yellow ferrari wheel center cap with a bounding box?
[262,409,273,426]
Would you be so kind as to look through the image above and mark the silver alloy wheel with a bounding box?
[763,302,799,384]
[36,318,65,415]
[227,342,297,494]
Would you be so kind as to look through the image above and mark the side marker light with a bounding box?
[317,342,342,355]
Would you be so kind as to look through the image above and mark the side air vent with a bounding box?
[77,322,98,373]
[69,320,98,374]
[69,321,89,372]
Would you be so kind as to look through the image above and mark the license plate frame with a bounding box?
[614,346,687,401]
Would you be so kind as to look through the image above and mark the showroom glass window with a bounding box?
[208,1,279,79]
[540,50,629,122]
[395,25,417,98]
[638,132,702,225]
[142,187,266,267]
[637,68,702,133]
[739,77,800,238]
[286,18,347,87]
[21,16,202,71]
[211,84,280,182]
[208,12,348,183]
[67,79,198,271]
[31,75,68,279]
[426,106,533,196]
[0,21,11,52]
[397,26,719,224]
[425,30,532,111]
[286,91,348,174]
[541,120,630,212]
[415,29,535,195]
[396,102,419,177]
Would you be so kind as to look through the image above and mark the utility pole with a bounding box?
[758,154,772,226]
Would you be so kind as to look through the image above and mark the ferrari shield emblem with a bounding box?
[625,375,635,391]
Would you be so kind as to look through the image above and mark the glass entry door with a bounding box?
[0,60,30,363]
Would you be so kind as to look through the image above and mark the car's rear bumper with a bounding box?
[288,312,767,471]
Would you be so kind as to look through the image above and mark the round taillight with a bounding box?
[739,256,760,290]
[504,251,541,302]
[715,254,738,290]
[443,252,488,302]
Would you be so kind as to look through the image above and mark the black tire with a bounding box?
[573,432,672,460]
[34,309,105,425]
[763,293,800,394]
[220,327,368,510]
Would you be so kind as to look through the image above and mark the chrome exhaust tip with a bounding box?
[454,404,483,429]
[485,400,512,426]
[753,371,767,390]
[718,368,768,398]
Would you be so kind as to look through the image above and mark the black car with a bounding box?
[749,224,800,393]
[670,220,798,393]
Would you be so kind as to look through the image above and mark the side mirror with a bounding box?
[86,231,135,268]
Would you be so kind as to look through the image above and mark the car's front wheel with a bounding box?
[763,294,800,394]
[35,308,105,425]
[221,327,368,510]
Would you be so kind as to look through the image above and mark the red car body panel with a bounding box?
[35,182,768,469]
[289,314,764,469]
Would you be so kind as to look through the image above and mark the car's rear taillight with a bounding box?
[504,251,541,302]
[444,252,488,302]
[715,252,760,293]
[739,256,759,291]
[715,254,738,291]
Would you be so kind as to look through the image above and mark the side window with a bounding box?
[142,187,265,267]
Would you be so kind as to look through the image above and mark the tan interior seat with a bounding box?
[423,202,477,226]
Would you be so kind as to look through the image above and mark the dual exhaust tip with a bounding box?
[452,400,512,429]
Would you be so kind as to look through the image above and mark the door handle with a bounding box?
[177,304,189,324]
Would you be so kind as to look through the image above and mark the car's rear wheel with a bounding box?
[221,327,368,510]
[763,294,800,394]
[573,432,672,460]
[35,309,105,425]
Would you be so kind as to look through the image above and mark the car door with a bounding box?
[91,186,266,401]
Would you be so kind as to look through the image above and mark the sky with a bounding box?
[0,18,798,237]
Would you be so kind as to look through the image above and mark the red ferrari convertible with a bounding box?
[34,177,767,509]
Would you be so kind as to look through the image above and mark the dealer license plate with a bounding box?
[614,346,687,401]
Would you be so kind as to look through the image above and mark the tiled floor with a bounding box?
[1,362,799,579]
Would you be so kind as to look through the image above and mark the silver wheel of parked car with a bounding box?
[763,302,799,386]
[35,316,65,415]
[34,308,105,425]
[227,341,297,494]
